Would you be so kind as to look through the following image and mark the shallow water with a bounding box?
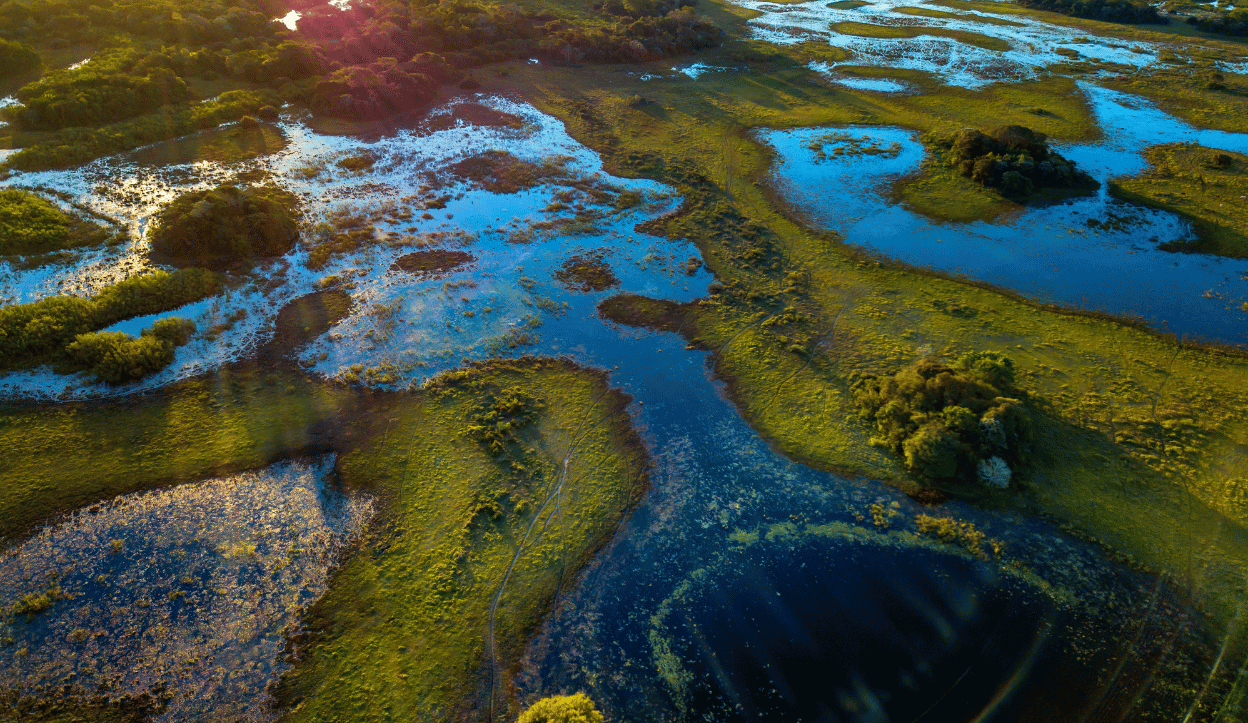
[0,97,694,399]
[732,0,1184,87]
[0,90,1238,719]
[0,457,372,722]
[760,83,1248,345]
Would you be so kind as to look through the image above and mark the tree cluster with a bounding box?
[0,38,39,79]
[932,125,1096,198]
[851,352,1032,487]
[65,316,196,384]
[1016,0,1163,24]
[0,269,218,371]
[149,184,299,266]
[1186,9,1248,37]
[0,189,69,255]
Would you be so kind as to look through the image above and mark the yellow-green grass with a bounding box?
[466,51,1248,638]
[0,358,647,721]
[1111,144,1248,259]
[273,359,647,722]
[125,122,287,167]
[0,367,361,541]
[831,20,1012,51]
[900,4,1025,25]
[1105,66,1248,135]
[827,0,871,7]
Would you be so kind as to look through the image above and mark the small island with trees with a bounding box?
[148,184,300,268]
[929,125,1097,200]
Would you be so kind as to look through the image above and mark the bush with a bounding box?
[0,270,217,370]
[516,694,604,723]
[65,317,195,384]
[1017,0,1162,24]
[149,184,299,266]
[852,352,1032,485]
[0,189,70,255]
[0,39,40,79]
[931,125,1095,199]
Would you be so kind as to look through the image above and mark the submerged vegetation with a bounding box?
[1111,143,1248,259]
[149,184,299,267]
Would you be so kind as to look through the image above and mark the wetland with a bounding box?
[2,0,1248,721]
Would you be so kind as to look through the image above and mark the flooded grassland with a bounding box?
[4,0,1248,720]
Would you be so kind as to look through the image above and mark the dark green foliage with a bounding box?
[12,48,190,131]
[4,89,279,171]
[64,316,194,384]
[931,125,1096,199]
[1017,0,1162,24]
[1187,9,1248,37]
[149,184,299,266]
[851,352,1031,483]
[0,189,69,254]
[0,39,40,79]
[0,270,217,370]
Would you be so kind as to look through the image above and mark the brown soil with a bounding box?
[554,252,620,293]
[268,290,354,357]
[422,102,527,134]
[391,249,476,276]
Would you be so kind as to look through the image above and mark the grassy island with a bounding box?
[0,357,648,721]
[1111,143,1248,259]
[0,188,120,258]
[149,184,300,267]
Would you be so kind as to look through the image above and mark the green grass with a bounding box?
[476,36,1248,652]
[0,358,647,722]
[1105,66,1248,134]
[1111,143,1248,259]
[830,21,1013,51]
[272,359,647,722]
[124,121,287,166]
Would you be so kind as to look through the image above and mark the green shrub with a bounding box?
[930,125,1095,198]
[852,352,1032,484]
[0,39,40,79]
[0,189,70,255]
[64,316,195,384]
[142,316,196,346]
[516,694,604,723]
[149,184,299,266]
[0,270,217,370]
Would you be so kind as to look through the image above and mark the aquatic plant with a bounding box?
[149,184,299,267]
[516,693,605,723]
[0,189,69,255]
[65,318,196,384]
[554,252,620,293]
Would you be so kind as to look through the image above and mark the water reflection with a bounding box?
[760,84,1248,345]
[0,457,372,722]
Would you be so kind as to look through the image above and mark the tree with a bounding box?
[516,694,605,723]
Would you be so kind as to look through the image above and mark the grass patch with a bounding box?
[271,359,648,722]
[0,357,648,722]
[554,251,621,292]
[124,120,287,167]
[1105,66,1248,134]
[0,188,116,257]
[1111,143,1248,259]
[830,21,1012,51]
[489,49,1248,654]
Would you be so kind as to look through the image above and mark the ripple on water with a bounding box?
[0,456,373,722]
